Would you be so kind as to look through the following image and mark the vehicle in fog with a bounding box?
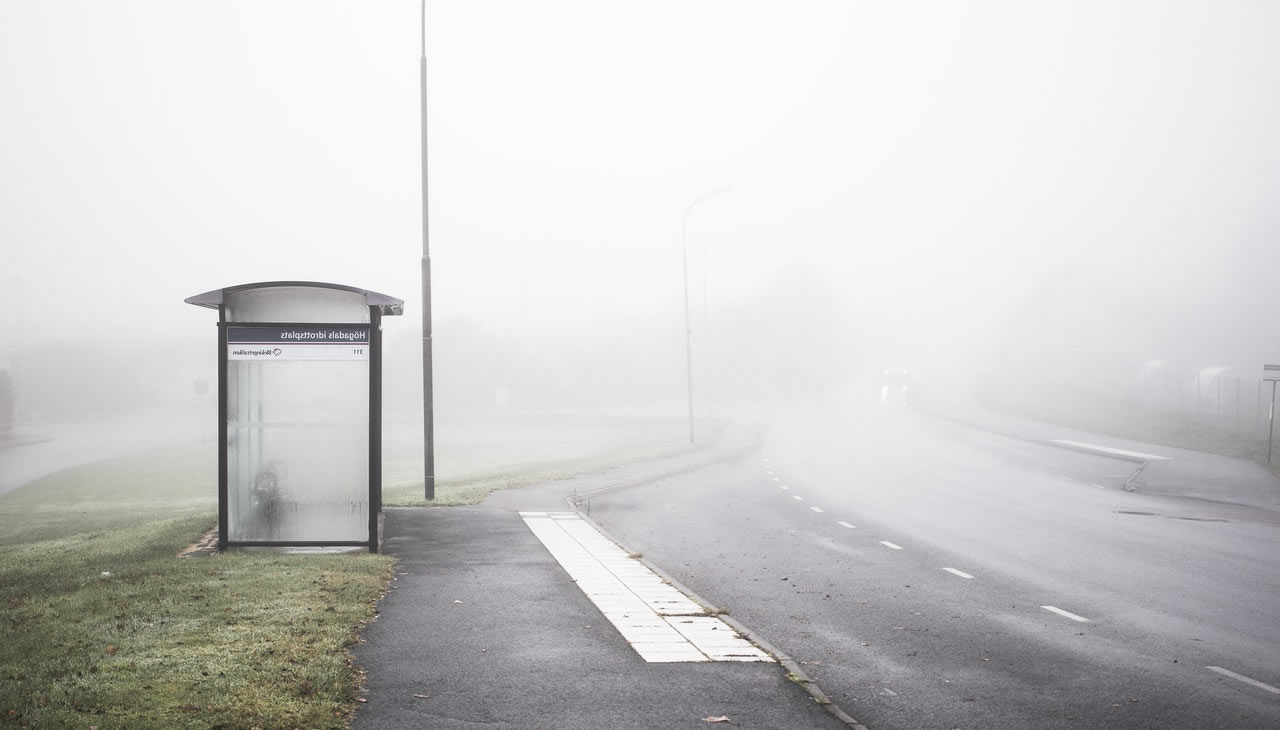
[879,368,912,408]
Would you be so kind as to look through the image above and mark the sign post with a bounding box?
[1265,365,1280,464]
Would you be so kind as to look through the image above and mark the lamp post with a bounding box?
[9,276,23,354]
[682,184,731,444]
[419,0,436,500]
[701,232,735,421]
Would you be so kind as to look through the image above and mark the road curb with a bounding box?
[566,451,870,730]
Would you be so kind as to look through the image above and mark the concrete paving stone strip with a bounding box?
[520,511,773,664]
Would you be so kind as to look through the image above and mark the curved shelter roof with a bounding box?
[185,281,404,320]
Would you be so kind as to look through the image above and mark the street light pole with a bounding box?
[420,0,436,500]
[682,185,731,445]
[701,232,735,421]
[1269,379,1278,465]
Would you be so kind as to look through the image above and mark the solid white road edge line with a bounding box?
[943,568,974,579]
[1206,666,1280,695]
[1041,605,1090,622]
[1051,439,1171,461]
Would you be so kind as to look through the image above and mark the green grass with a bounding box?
[0,444,393,729]
[0,412,724,726]
[0,442,215,546]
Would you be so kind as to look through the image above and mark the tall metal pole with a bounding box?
[420,1,436,500]
[1268,380,1277,465]
[681,185,730,445]
[701,232,734,421]
[701,250,710,422]
[681,221,694,445]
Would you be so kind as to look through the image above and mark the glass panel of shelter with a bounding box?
[226,356,369,542]
[223,286,372,544]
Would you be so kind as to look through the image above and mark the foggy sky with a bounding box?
[4,1,1280,412]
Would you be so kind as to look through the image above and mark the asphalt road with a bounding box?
[587,402,1280,729]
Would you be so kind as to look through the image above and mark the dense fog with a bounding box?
[3,1,1280,476]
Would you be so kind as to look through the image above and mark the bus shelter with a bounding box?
[186,281,403,552]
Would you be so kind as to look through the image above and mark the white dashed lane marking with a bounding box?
[754,453,1147,644]
[1041,605,1090,623]
[1206,666,1280,695]
[520,512,773,663]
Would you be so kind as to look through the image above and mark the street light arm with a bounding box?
[682,184,733,253]
[701,230,738,260]
[681,184,731,445]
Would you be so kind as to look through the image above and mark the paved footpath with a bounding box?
[352,436,856,730]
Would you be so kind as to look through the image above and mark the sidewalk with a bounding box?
[351,430,856,730]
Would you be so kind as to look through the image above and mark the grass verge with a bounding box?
[382,413,726,506]
[0,444,394,729]
[977,383,1278,474]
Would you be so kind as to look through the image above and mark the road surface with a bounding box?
[587,402,1280,729]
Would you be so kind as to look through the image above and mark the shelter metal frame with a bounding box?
[188,281,401,553]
